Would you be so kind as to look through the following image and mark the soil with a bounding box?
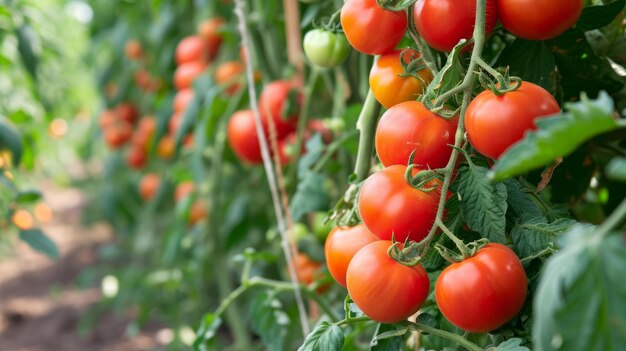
[0,184,166,351]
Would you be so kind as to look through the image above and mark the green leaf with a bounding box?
[490,92,621,181]
[511,217,576,258]
[606,157,626,181]
[193,313,222,351]
[576,0,626,32]
[15,23,41,80]
[0,117,23,166]
[298,322,344,351]
[488,338,530,351]
[19,229,59,259]
[249,292,289,351]
[290,172,330,221]
[533,225,626,351]
[371,323,407,350]
[423,44,466,109]
[496,39,556,92]
[457,165,508,243]
[15,189,42,204]
[504,179,545,224]
[298,134,324,176]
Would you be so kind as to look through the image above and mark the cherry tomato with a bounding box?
[413,0,498,52]
[324,225,378,288]
[99,109,117,129]
[176,35,207,65]
[376,101,457,168]
[227,110,263,164]
[258,80,299,139]
[188,200,208,225]
[175,181,195,203]
[116,103,138,124]
[465,81,560,159]
[340,0,407,55]
[127,146,147,170]
[436,243,528,333]
[197,17,224,61]
[359,165,441,243]
[156,135,175,159]
[303,29,351,68]
[169,112,183,135]
[346,241,429,323]
[103,120,133,149]
[139,173,160,200]
[174,89,194,113]
[124,39,143,60]
[215,61,245,95]
[498,0,583,40]
[174,61,207,90]
[370,49,433,109]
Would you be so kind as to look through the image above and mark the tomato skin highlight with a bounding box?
[346,241,430,323]
[227,110,263,164]
[258,80,299,139]
[369,50,433,109]
[497,0,583,41]
[436,243,528,333]
[340,0,407,55]
[303,29,351,68]
[376,101,457,168]
[324,224,378,288]
[465,81,560,159]
[413,0,498,52]
[359,165,441,243]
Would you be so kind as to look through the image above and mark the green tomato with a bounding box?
[303,29,351,68]
[310,211,334,241]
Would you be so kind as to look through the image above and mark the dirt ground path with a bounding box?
[0,184,165,351]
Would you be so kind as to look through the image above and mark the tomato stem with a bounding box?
[595,197,626,239]
[406,5,439,75]
[354,88,381,182]
[289,68,320,183]
[408,323,484,351]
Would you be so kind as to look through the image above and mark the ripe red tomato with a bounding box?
[169,112,183,135]
[324,225,378,288]
[176,35,207,65]
[413,0,498,52]
[127,146,147,169]
[465,81,560,159]
[340,0,407,55]
[215,61,245,95]
[370,50,433,109]
[376,101,457,168]
[175,181,195,202]
[116,103,138,124]
[99,109,117,129]
[103,120,133,149]
[258,80,299,139]
[346,241,429,323]
[227,110,263,164]
[197,18,224,61]
[139,173,160,200]
[497,0,583,40]
[124,39,143,60]
[436,243,528,333]
[292,253,324,286]
[174,61,207,90]
[358,165,441,243]
[174,89,195,113]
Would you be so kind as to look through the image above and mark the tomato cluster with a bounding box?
[138,175,207,225]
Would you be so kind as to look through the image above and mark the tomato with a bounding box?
[369,49,433,109]
[227,110,263,164]
[465,81,560,159]
[188,200,208,225]
[324,224,378,288]
[215,61,245,95]
[12,209,34,230]
[303,29,351,68]
[497,0,583,40]
[197,17,224,61]
[413,0,498,52]
[258,80,299,139]
[174,89,194,114]
[127,146,147,169]
[340,0,407,55]
[292,253,324,286]
[116,103,138,124]
[307,119,333,144]
[376,101,457,168]
[99,109,117,129]
[169,112,183,135]
[277,132,306,165]
[157,135,175,159]
[174,61,207,90]
[176,35,207,65]
[138,116,156,135]
[134,69,151,89]
[139,173,160,200]
[124,39,143,60]
[103,121,133,149]
[175,181,195,202]
[346,241,429,323]
[436,243,528,333]
[359,165,441,243]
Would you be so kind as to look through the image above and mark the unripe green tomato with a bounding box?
[310,211,334,241]
[303,29,351,68]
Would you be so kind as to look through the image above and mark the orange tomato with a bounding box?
[174,61,207,90]
[139,173,160,200]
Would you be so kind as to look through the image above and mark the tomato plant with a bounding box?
[497,0,584,40]
[227,110,263,164]
[258,80,300,139]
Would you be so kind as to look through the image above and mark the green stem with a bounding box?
[354,89,381,181]
[336,316,371,327]
[521,246,555,263]
[312,130,358,173]
[595,197,626,239]
[409,323,484,351]
[290,68,320,182]
[407,5,439,75]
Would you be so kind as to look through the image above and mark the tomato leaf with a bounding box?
[0,117,23,167]
[606,156,626,181]
[504,179,545,224]
[193,313,222,351]
[576,0,626,32]
[298,321,344,351]
[488,338,530,351]
[490,92,621,182]
[457,165,508,243]
[533,225,626,350]
[371,323,408,350]
[496,39,556,92]
[511,217,576,259]
[423,45,466,110]
[249,291,290,350]
[15,189,42,204]
[16,23,41,80]
[19,229,59,259]
[290,172,330,221]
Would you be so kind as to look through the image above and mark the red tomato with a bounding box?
[174,89,194,114]
[175,181,195,202]
[215,61,245,95]
[197,18,224,61]
[127,146,147,170]
[346,241,429,323]
[124,39,143,60]
[370,50,433,109]
[307,119,333,144]
[174,61,207,90]
[176,35,207,65]
[498,0,583,40]
[169,112,183,135]
[227,110,263,164]
[103,120,133,149]
[116,103,138,124]
[156,135,175,159]
[324,225,378,288]
[99,109,117,129]
[465,81,560,159]
[340,0,407,55]
[258,81,299,139]
[139,173,160,200]
[359,165,441,243]
[375,101,457,169]
[413,0,498,52]
[277,132,307,165]
[292,253,324,286]
[188,200,208,225]
[436,243,528,333]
